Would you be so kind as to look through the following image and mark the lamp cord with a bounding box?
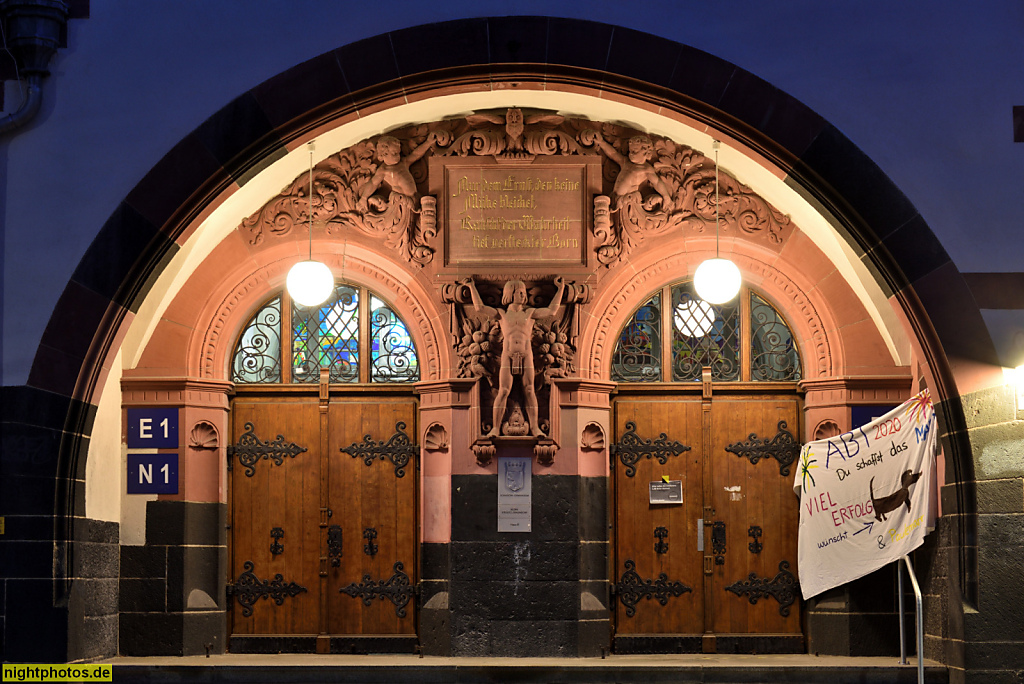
[308,143,314,261]
[714,140,720,259]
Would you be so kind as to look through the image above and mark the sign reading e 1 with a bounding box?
[127,453,179,494]
[127,408,179,448]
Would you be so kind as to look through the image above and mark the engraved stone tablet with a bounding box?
[498,456,532,532]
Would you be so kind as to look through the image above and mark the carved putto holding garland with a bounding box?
[239,108,790,266]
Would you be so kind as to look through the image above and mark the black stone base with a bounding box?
[440,474,611,657]
[228,635,418,654]
[120,610,225,656]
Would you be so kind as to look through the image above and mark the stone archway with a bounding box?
[7,17,984,663]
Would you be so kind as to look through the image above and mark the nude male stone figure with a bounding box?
[462,277,566,438]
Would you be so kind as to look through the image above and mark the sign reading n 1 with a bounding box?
[127,453,179,494]
[498,457,532,532]
[127,408,179,448]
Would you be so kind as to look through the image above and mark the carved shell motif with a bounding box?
[580,422,606,451]
[423,423,449,452]
[813,420,841,441]
[188,421,219,450]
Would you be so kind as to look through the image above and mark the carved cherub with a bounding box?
[589,132,674,210]
[461,277,566,438]
[356,133,440,211]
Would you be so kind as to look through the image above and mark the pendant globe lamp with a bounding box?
[286,141,334,307]
[693,140,741,304]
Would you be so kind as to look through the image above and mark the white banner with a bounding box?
[793,390,938,599]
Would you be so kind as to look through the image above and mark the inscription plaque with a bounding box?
[432,156,600,272]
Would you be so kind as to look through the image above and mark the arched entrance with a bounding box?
[225,284,421,652]
[608,283,804,652]
[9,17,984,665]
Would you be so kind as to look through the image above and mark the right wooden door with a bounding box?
[612,389,803,653]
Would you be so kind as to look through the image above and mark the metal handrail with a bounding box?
[898,554,925,684]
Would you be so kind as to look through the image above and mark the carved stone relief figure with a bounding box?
[442,276,590,449]
[461,276,566,438]
[240,109,790,270]
[445,107,582,160]
[581,124,791,264]
[241,127,452,264]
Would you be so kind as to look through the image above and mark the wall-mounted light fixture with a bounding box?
[694,140,742,304]
[285,141,334,307]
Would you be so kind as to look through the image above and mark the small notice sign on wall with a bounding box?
[649,480,683,504]
[498,457,532,532]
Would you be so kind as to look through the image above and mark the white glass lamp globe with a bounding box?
[694,258,742,304]
[286,260,334,307]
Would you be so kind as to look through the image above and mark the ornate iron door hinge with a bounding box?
[614,559,692,618]
[339,561,414,617]
[228,422,308,477]
[725,560,799,617]
[340,421,418,478]
[725,420,800,476]
[610,422,691,477]
[228,560,307,617]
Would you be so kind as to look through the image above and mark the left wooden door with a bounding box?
[229,395,322,648]
[228,391,419,653]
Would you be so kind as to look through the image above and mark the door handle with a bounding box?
[712,521,726,565]
[327,525,343,567]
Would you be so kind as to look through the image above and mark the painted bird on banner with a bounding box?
[792,390,938,599]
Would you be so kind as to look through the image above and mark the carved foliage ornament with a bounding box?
[239,108,790,268]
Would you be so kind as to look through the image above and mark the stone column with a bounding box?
[420,376,614,657]
[118,377,231,656]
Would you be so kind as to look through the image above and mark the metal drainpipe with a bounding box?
[0,0,68,135]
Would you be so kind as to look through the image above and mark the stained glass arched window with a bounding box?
[611,283,801,383]
[231,284,419,384]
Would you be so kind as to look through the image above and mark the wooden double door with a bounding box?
[612,387,803,653]
[227,389,418,653]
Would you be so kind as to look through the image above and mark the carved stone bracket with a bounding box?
[725,420,800,476]
[724,560,799,617]
[471,437,496,467]
[339,561,414,618]
[611,421,691,477]
[340,421,418,478]
[615,559,692,618]
[227,422,308,477]
[229,560,307,618]
[534,438,557,466]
